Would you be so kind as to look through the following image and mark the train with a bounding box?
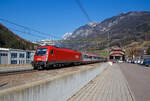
[32,45,107,70]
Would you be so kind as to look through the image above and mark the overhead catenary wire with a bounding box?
[0,17,99,47]
[75,0,92,22]
[0,18,61,39]
[0,18,102,43]
[0,0,93,42]
[0,18,106,47]
[8,27,47,39]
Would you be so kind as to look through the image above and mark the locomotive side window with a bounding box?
[50,50,54,54]
[84,55,88,59]
[36,48,47,56]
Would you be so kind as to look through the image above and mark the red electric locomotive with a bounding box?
[32,45,107,70]
[32,45,82,69]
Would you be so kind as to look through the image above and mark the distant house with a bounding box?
[0,48,35,65]
[34,39,55,46]
[109,46,125,61]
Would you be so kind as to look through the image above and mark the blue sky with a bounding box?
[0,0,150,41]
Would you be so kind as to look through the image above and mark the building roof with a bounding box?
[0,48,9,51]
[0,47,35,52]
[110,46,125,52]
[111,54,123,57]
[110,51,125,55]
[109,46,125,57]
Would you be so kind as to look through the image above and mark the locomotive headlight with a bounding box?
[75,55,79,59]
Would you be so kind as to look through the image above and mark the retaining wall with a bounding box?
[0,63,109,101]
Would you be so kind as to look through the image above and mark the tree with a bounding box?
[126,47,139,59]
[147,47,150,55]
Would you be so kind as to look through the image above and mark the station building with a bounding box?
[109,46,125,61]
[0,48,35,65]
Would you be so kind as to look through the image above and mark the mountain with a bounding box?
[0,23,37,50]
[62,32,72,40]
[68,22,99,39]
[61,11,150,52]
[67,11,150,40]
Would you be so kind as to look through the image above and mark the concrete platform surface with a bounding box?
[0,66,33,72]
[120,63,150,101]
[68,64,134,101]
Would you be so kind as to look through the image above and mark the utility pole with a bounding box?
[108,32,110,60]
[108,32,110,49]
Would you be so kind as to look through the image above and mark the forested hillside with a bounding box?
[0,23,37,50]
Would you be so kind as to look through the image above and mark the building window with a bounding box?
[26,52,30,58]
[11,53,17,58]
[26,60,30,64]
[5,53,8,56]
[0,53,8,56]
[11,60,17,64]
[19,53,25,58]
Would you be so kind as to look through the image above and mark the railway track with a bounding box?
[0,69,36,76]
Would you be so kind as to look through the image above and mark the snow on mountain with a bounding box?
[87,22,99,27]
[62,32,72,40]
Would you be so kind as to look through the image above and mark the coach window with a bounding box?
[50,50,54,54]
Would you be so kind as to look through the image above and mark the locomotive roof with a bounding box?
[38,45,80,53]
[82,52,100,57]
[37,45,106,58]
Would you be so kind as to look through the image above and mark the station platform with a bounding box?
[68,64,134,101]
[0,65,33,72]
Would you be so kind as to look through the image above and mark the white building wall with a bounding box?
[0,50,9,64]
[0,48,35,65]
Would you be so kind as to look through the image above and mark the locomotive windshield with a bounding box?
[36,48,47,56]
